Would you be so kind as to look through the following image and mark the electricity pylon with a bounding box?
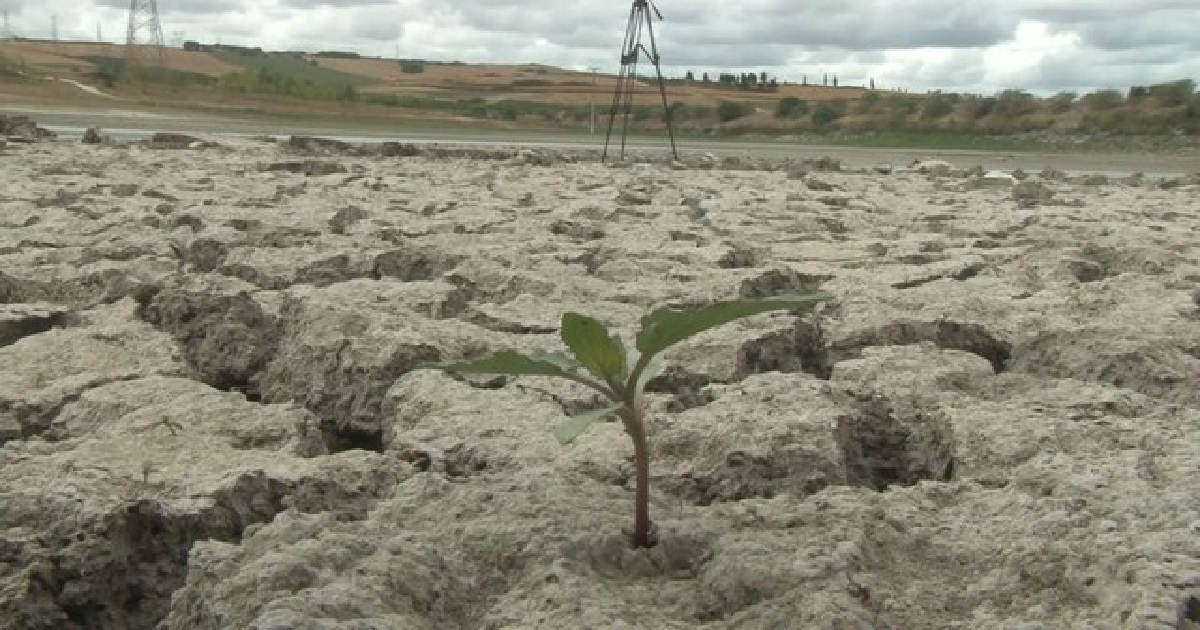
[125,0,166,80]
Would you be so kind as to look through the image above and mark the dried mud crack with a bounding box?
[1,134,1198,629]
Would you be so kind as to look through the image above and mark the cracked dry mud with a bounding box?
[1,136,1198,630]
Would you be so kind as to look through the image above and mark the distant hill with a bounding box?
[0,39,868,107]
[1,39,1196,140]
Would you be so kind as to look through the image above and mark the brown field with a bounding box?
[321,56,870,107]
[1,39,874,114]
[312,58,585,86]
[0,46,81,68]
[0,75,120,107]
[0,41,243,76]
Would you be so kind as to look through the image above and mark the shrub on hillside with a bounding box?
[775,97,808,119]
[717,100,750,122]
[1082,90,1123,111]
[811,102,842,127]
[921,95,954,120]
[1147,79,1196,107]
[1048,92,1077,114]
[399,59,425,74]
[314,51,361,59]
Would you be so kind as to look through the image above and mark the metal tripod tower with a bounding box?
[1,11,12,41]
[602,0,678,162]
[125,0,166,72]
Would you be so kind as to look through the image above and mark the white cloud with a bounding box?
[1,0,1196,94]
[978,21,1083,92]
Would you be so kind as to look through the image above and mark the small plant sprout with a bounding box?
[422,292,833,549]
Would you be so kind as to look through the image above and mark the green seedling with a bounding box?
[421,292,833,548]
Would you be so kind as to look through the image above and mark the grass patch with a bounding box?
[0,51,34,80]
[213,50,372,88]
[80,56,214,89]
[361,93,599,122]
[793,131,1050,152]
[799,130,1197,153]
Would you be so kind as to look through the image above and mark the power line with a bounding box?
[125,0,166,72]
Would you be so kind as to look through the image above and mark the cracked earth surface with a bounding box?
[1,134,1198,629]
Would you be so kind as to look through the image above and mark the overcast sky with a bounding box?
[1,0,1197,95]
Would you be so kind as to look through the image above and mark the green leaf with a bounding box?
[527,350,578,372]
[561,312,627,385]
[633,352,665,394]
[635,292,835,358]
[624,346,666,395]
[554,404,623,444]
[421,350,577,378]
